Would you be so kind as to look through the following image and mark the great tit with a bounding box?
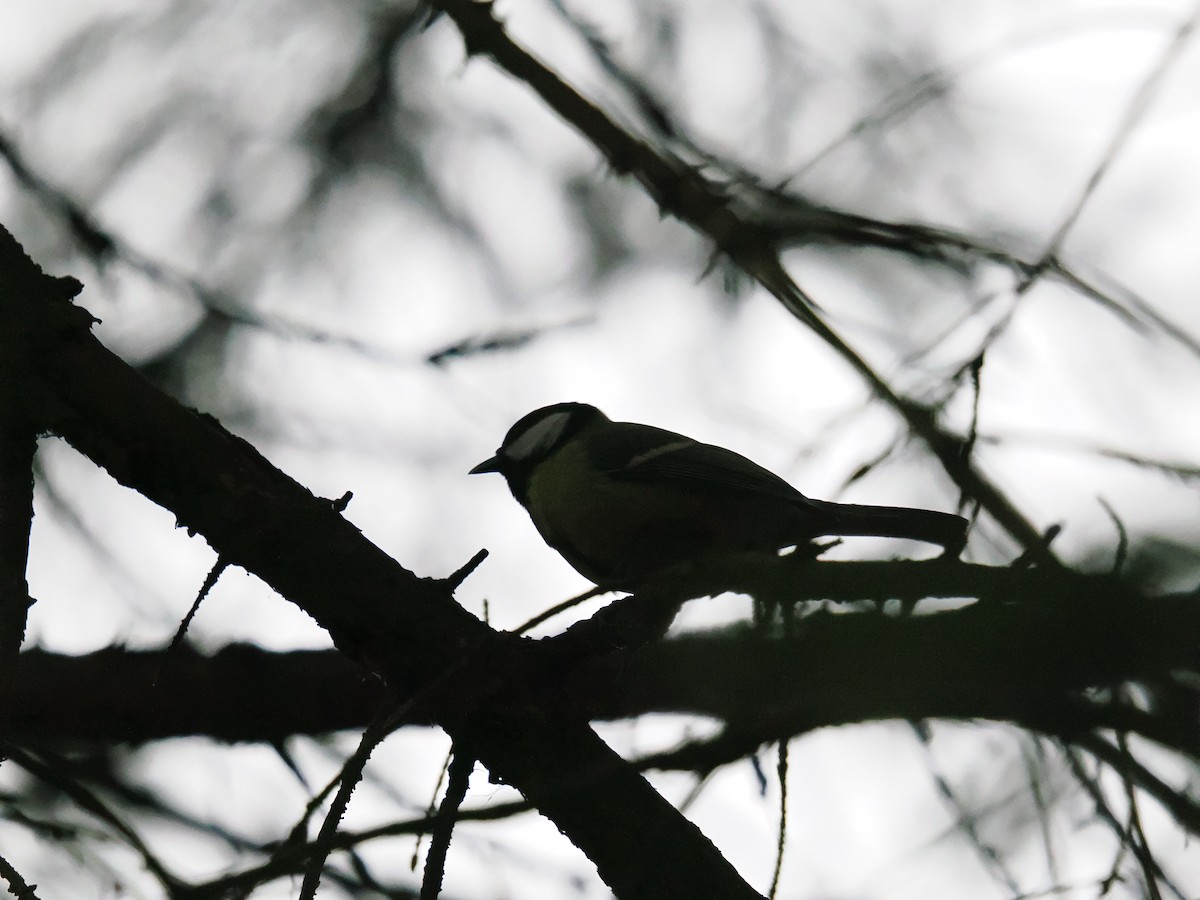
[471,402,967,584]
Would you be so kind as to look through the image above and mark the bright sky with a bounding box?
[3,1,1200,896]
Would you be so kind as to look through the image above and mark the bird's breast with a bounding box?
[524,442,629,580]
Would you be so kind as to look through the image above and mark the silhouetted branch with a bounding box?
[0,224,762,900]
[431,0,1058,562]
[3,746,185,895]
[8,565,1199,758]
[0,850,41,900]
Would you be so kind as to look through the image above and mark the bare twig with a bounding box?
[767,741,789,900]
[297,697,420,900]
[3,746,183,895]
[445,549,489,592]
[0,852,41,900]
[1116,732,1165,900]
[432,0,1056,563]
[155,557,229,685]
[420,747,474,900]
[911,723,1022,894]
[1020,7,1200,292]
[181,798,535,899]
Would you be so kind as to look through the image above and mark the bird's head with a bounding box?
[469,402,607,493]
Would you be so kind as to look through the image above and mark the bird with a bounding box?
[470,402,967,585]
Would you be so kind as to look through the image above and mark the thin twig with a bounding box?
[911,723,1022,894]
[1117,732,1164,900]
[767,741,789,900]
[1022,6,1200,291]
[297,700,412,900]
[155,557,229,685]
[420,747,474,900]
[3,746,182,895]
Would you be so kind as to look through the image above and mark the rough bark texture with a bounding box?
[0,223,762,900]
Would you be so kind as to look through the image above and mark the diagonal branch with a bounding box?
[1028,6,1200,281]
[0,222,761,900]
[432,0,1056,561]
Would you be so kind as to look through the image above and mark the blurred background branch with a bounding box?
[2,0,1199,896]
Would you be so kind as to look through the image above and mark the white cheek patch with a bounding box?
[507,411,573,461]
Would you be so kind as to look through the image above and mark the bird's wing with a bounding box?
[592,422,820,508]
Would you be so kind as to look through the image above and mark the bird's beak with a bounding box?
[469,455,503,475]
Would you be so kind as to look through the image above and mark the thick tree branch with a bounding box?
[0,224,760,900]
[0,390,36,666]
[7,576,1197,756]
[1,645,382,743]
[0,237,79,666]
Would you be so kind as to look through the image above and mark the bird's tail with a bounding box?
[809,500,967,554]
